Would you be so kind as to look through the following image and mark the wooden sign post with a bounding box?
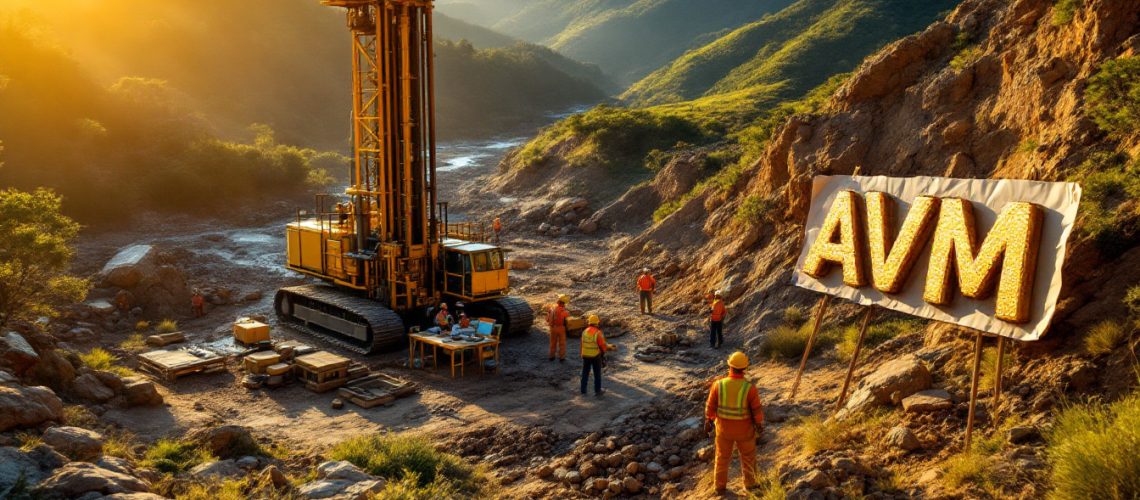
[964,331,984,449]
[834,306,876,412]
[788,295,831,400]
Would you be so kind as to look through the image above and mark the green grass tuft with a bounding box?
[1084,320,1129,356]
[735,194,776,225]
[980,346,1014,392]
[949,45,983,71]
[1047,392,1140,499]
[156,319,179,333]
[143,439,215,475]
[1052,0,1081,26]
[78,348,135,377]
[786,410,890,457]
[328,434,484,496]
[760,322,840,360]
[783,306,806,326]
[1087,56,1140,137]
[120,333,146,352]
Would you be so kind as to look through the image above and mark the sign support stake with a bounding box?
[790,294,831,400]
[993,336,1006,412]
[835,306,875,412]
[965,331,983,449]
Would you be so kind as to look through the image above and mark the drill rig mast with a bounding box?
[275,0,533,353]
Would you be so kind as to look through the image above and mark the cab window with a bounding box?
[473,252,489,272]
[488,250,504,270]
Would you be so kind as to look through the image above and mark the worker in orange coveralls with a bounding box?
[705,351,764,494]
[546,294,570,362]
[636,268,657,315]
[191,291,206,317]
[492,217,503,243]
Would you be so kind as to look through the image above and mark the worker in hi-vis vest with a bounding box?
[580,314,617,396]
[705,351,764,493]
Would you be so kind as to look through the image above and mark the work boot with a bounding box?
[596,389,605,397]
[549,357,554,361]
[559,358,565,363]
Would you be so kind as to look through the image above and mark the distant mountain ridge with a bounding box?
[622,0,960,106]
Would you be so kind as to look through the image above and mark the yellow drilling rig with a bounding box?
[275,0,533,353]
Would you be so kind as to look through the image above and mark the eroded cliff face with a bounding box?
[617,0,1140,336]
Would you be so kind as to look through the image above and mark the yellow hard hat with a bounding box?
[587,314,600,326]
[558,294,570,304]
[727,351,749,370]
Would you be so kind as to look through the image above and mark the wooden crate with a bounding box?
[266,363,292,376]
[337,373,417,409]
[243,351,281,374]
[139,349,226,383]
[295,351,350,393]
[233,320,271,345]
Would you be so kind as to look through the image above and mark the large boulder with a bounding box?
[99,245,157,289]
[70,373,116,403]
[0,332,39,375]
[25,350,77,393]
[98,245,191,318]
[123,378,163,407]
[190,425,258,458]
[0,371,63,432]
[42,426,105,462]
[0,446,67,496]
[316,461,372,482]
[841,355,932,417]
[34,462,149,498]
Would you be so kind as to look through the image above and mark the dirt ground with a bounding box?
[63,141,871,499]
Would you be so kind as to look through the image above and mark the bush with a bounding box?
[835,319,921,362]
[63,405,99,428]
[156,319,179,333]
[1125,285,1140,320]
[328,434,483,495]
[78,348,134,377]
[786,411,889,457]
[782,306,806,326]
[1047,393,1140,499]
[135,320,150,332]
[143,439,214,474]
[103,431,137,460]
[735,194,776,224]
[1085,320,1129,355]
[1087,57,1140,137]
[760,323,840,360]
[1052,0,1081,25]
[751,470,786,500]
[1069,152,1140,257]
[949,45,983,71]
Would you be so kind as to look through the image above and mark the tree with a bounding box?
[1086,56,1140,137]
[0,187,89,329]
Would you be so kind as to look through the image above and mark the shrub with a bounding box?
[835,319,921,362]
[374,473,463,500]
[1052,0,1081,26]
[103,431,137,460]
[143,439,214,474]
[950,45,983,71]
[1124,285,1140,320]
[156,319,179,333]
[1047,392,1140,499]
[63,405,99,428]
[1085,320,1129,355]
[751,470,786,500]
[135,320,150,331]
[1070,152,1140,257]
[79,348,134,378]
[782,306,806,326]
[17,432,43,451]
[735,194,776,224]
[786,411,889,457]
[942,451,996,490]
[1087,57,1140,137]
[760,323,840,360]
[328,434,483,495]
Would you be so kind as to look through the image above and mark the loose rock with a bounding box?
[43,426,104,462]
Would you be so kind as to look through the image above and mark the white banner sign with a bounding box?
[792,175,1081,341]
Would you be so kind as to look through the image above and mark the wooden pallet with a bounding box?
[337,373,417,409]
[139,349,226,383]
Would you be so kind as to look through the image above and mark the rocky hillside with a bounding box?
[621,0,961,106]
[485,0,1140,496]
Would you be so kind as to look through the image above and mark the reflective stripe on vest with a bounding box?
[582,327,602,358]
[716,378,751,420]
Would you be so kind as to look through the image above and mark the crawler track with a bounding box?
[275,285,405,354]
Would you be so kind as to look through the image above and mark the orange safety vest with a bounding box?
[493,218,502,232]
[547,304,568,332]
[581,326,604,358]
[715,377,752,420]
[711,300,726,321]
[637,274,656,291]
